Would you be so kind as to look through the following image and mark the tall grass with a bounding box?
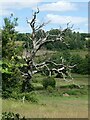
[2,96,88,118]
[2,74,88,118]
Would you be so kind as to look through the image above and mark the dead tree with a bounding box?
[21,9,75,92]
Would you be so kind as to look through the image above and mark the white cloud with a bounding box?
[46,14,87,25]
[69,0,89,2]
[0,9,14,16]
[43,0,89,2]
[0,0,42,9]
[0,0,42,16]
[39,1,77,11]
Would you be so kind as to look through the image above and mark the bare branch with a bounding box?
[35,21,50,31]
[22,9,76,92]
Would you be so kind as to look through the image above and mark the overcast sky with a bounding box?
[0,0,88,33]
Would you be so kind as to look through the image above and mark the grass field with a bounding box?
[69,49,88,58]
[2,95,88,118]
[2,74,88,118]
[36,49,88,58]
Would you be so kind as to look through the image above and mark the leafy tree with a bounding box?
[2,14,23,98]
[86,38,90,49]
[70,54,89,74]
[2,14,18,58]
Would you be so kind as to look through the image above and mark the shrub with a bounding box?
[63,88,88,96]
[22,81,34,92]
[2,90,12,99]
[11,91,19,99]
[47,86,54,93]
[7,92,38,103]
[19,92,38,103]
[2,112,26,120]
[64,90,79,95]
[42,76,56,89]
[60,84,81,89]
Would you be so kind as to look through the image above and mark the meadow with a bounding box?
[2,74,88,118]
[1,13,89,119]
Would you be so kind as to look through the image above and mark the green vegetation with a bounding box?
[16,30,90,51]
[42,77,56,89]
[50,50,89,75]
[2,112,25,120]
[2,96,88,118]
[1,14,89,119]
[1,15,24,99]
[2,73,88,118]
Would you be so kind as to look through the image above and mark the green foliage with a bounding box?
[86,38,90,49]
[20,92,38,103]
[63,88,88,96]
[12,29,89,51]
[35,29,46,40]
[42,76,56,89]
[47,86,54,93]
[17,28,86,51]
[62,50,71,62]
[2,59,23,97]
[63,90,79,95]
[2,14,18,59]
[50,52,62,64]
[70,54,89,74]
[2,15,24,97]
[60,84,81,89]
[45,29,67,50]
[21,80,35,92]
[11,92,38,103]
[2,91,12,99]
[2,112,26,120]
[2,91,38,103]
[44,29,86,50]
[50,50,71,64]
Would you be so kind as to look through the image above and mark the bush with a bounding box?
[42,76,56,89]
[64,90,79,95]
[6,92,38,103]
[2,112,26,120]
[63,88,88,96]
[60,84,81,89]
[70,54,89,74]
[47,86,54,93]
[20,92,38,103]
[22,81,35,92]
[2,90,12,99]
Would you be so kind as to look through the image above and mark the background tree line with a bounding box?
[16,29,90,50]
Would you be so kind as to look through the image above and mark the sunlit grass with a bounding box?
[70,49,88,58]
[2,95,88,118]
[2,74,88,118]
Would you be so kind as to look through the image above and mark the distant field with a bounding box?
[2,74,88,118]
[56,74,88,86]
[36,49,88,58]
[69,49,88,58]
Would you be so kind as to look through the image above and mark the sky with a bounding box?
[0,0,89,33]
